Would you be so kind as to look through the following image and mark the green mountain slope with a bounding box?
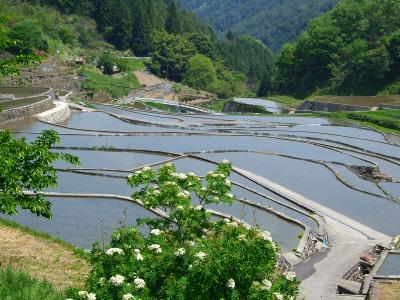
[179,0,338,51]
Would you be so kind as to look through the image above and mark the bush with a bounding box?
[69,162,299,300]
[0,268,62,300]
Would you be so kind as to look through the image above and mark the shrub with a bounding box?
[69,162,299,299]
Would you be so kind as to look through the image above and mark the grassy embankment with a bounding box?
[0,218,89,298]
[303,110,400,135]
[80,67,142,98]
[143,101,175,112]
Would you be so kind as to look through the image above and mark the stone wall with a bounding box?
[37,101,71,124]
[0,98,54,123]
[223,100,270,114]
[298,100,370,112]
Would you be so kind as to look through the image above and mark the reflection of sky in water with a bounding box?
[4,197,154,249]
[7,110,400,247]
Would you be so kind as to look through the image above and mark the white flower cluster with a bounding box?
[105,248,124,255]
[173,172,187,180]
[122,294,134,300]
[142,166,151,171]
[78,291,96,300]
[258,230,273,242]
[226,193,233,199]
[187,241,196,247]
[134,249,144,261]
[194,205,202,211]
[238,234,246,241]
[283,271,296,281]
[273,292,284,300]
[195,251,207,260]
[226,278,235,289]
[134,277,146,289]
[109,274,125,286]
[227,221,238,228]
[261,279,272,291]
[176,247,186,257]
[177,192,189,199]
[221,159,230,164]
[148,244,162,253]
[225,179,231,187]
[150,229,162,236]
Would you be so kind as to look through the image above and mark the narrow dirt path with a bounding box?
[0,220,89,290]
[134,71,164,87]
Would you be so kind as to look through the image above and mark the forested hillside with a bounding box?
[2,0,275,98]
[274,0,400,98]
[179,0,338,52]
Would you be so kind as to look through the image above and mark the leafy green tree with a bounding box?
[0,130,79,218]
[130,0,153,56]
[68,162,299,299]
[187,33,216,60]
[184,54,217,90]
[151,32,197,81]
[0,16,41,76]
[7,19,48,53]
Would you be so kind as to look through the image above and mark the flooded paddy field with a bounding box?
[4,103,400,255]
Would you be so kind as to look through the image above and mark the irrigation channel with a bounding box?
[2,101,400,299]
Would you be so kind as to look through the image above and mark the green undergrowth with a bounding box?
[200,99,230,112]
[268,96,303,109]
[0,218,88,259]
[80,68,142,98]
[0,268,63,300]
[143,101,175,112]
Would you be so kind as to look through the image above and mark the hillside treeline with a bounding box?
[274,0,400,98]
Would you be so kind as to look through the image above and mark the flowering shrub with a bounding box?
[69,161,299,299]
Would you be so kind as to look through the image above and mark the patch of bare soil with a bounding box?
[0,224,89,290]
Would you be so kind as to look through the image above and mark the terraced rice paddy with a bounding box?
[2,102,400,298]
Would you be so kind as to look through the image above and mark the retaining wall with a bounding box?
[0,97,54,123]
[298,100,370,112]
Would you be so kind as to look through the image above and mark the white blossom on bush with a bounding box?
[283,271,297,281]
[98,277,105,286]
[261,279,272,291]
[105,248,124,255]
[273,292,284,300]
[177,192,189,199]
[227,278,235,289]
[222,159,230,164]
[134,277,146,289]
[136,253,144,261]
[238,234,246,241]
[194,205,202,211]
[142,166,151,171]
[109,274,125,286]
[122,294,134,300]
[187,241,196,247]
[78,291,88,298]
[195,251,207,260]
[87,293,96,300]
[176,248,186,256]
[227,221,238,228]
[150,229,162,236]
[258,230,273,242]
[148,244,162,253]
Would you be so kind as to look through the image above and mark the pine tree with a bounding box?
[130,0,153,56]
[111,0,132,50]
[165,0,183,34]
[258,72,271,97]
